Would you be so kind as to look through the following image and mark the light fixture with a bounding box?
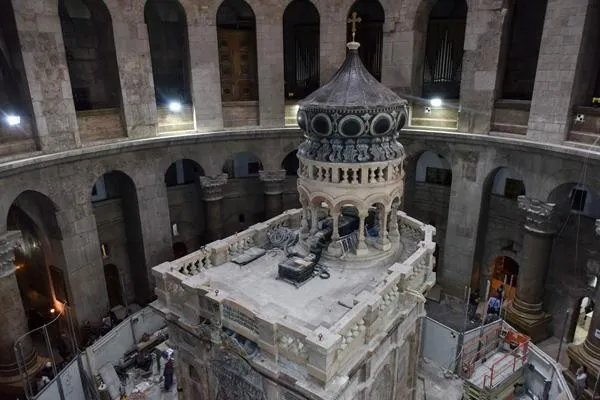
[101,243,109,258]
[6,115,21,126]
[50,308,56,314]
[172,223,179,237]
[430,98,443,107]
[168,101,182,112]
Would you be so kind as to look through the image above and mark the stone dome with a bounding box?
[296,42,408,164]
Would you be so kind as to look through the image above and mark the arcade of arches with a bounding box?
[1,0,600,396]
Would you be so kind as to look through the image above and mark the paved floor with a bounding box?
[417,358,464,400]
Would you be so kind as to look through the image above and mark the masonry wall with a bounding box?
[166,184,205,253]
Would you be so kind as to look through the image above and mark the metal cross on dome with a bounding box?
[347,11,362,42]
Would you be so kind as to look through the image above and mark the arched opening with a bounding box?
[489,256,519,301]
[7,191,67,330]
[281,150,299,176]
[346,0,384,81]
[91,171,149,305]
[500,0,547,100]
[222,152,264,234]
[283,0,319,100]
[217,0,259,127]
[405,151,452,276]
[422,0,467,99]
[567,296,594,344]
[0,0,37,156]
[103,264,124,308]
[164,159,206,254]
[145,0,194,133]
[473,167,525,290]
[58,0,124,141]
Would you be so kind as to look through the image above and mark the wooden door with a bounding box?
[217,29,258,102]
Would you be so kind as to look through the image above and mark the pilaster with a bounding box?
[526,0,590,143]
[255,7,285,127]
[105,0,158,138]
[0,231,37,381]
[185,3,223,130]
[13,0,80,152]
[199,174,228,242]
[259,170,286,219]
[505,196,556,342]
[458,1,508,133]
[318,2,347,82]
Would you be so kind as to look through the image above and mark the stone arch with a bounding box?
[333,197,366,215]
[58,0,122,111]
[216,0,259,118]
[6,190,67,331]
[309,193,334,210]
[281,150,299,176]
[91,170,151,304]
[164,159,206,254]
[422,0,467,99]
[144,0,193,128]
[347,0,384,81]
[283,0,320,99]
[548,182,600,218]
[222,151,263,178]
[472,166,525,290]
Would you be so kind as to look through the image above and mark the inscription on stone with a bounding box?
[223,305,259,334]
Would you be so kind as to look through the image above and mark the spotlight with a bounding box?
[430,98,443,107]
[168,101,182,112]
[6,115,21,126]
[50,308,56,314]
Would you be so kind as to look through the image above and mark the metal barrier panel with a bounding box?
[35,381,60,400]
[421,317,460,371]
[57,356,87,400]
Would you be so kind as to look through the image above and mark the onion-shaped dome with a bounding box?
[297,42,408,163]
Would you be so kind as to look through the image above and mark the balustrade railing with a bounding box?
[299,159,403,185]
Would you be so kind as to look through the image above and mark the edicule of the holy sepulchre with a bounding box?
[152,37,436,400]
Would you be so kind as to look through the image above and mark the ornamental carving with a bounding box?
[199,174,228,201]
[0,231,22,278]
[298,136,404,163]
[258,170,286,195]
[517,195,557,233]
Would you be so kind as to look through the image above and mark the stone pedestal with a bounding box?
[259,170,286,219]
[0,232,38,384]
[564,219,600,398]
[199,175,228,242]
[505,196,556,342]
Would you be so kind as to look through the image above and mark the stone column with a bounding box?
[259,170,286,219]
[458,2,509,133]
[388,207,400,242]
[105,1,157,138]
[0,231,37,382]
[565,219,600,385]
[310,207,319,235]
[526,0,590,143]
[331,212,340,242]
[199,174,228,242]
[505,196,556,342]
[13,0,80,152]
[376,207,391,251]
[357,212,368,255]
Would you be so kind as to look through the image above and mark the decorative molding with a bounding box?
[596,219,600,237]
[0,231,23,278]
[517,195,557,234]
[199,174,228,201]
[259,169,286,195]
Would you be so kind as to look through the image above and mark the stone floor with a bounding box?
[425,295,484,332]
[417,358,463,400]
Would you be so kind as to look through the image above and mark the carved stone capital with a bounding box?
[0,231,23,278]
[517,195,557,234]
[259,170,287,195]
[199,174,228,201]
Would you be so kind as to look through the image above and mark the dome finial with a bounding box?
[347,11,362,42]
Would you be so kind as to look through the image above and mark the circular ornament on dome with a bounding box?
[339,115,365,137]
[370,113,394,136]
[396,111,407,132]
[297,110,308,131]
[311,113,332,136]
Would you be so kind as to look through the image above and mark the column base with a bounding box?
[565,342,600,399]
[0,355,44,397]
[504,300,552,343]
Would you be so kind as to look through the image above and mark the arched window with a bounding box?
[423,0,467,99]
[346,0,384,81]
[283,0,320,99]
[216,0,258,102]
[501,0,547,100]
